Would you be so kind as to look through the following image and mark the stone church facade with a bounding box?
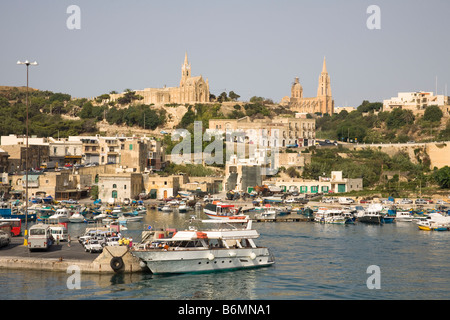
[288,57,334,115]
[111,53,210,105]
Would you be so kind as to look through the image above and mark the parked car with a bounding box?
[84,239,103,253]
[322,197,337,203]
[0,230,11,248]
[397,198,413,204]
[436,200,449,205]
[415,199,427,205]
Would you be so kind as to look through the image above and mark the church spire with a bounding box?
[322,56,327,73]
[184,51,189,65]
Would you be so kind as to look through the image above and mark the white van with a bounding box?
[49,224,68,242]
[28,224,53,251]
[338,197,354,205]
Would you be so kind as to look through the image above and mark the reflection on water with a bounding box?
[2,209,450,300]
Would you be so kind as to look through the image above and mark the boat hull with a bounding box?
[357,215,383,224]
[132,247,274,274]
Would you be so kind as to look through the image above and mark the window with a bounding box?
[113,184,117,188]
[129,144,133,150]
[112,190,118,198]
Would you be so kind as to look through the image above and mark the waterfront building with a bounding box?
[98,173,143,204]
[110,52,210,105]
[144,174,181,200]
[287,57,334,115]
[263,171,363,194]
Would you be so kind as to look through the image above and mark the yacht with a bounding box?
[131,217,275,274]
[395,210,414,222]
[48,207,70,223]
[314,208,351,224]
[357,204,383,224]
[69,212,85,223]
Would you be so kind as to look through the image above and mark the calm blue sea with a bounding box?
[0,210,449,300]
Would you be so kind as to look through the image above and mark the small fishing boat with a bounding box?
[254,206,278,221]
[161,205,173,213]
[417,220,448,231]
[177,201,190,214]
[203,202,244,219]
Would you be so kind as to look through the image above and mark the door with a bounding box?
[163,190,168,199]
[338,184,346,193]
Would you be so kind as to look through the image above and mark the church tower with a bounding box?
[317,57,331,97]
[180,51,191,86]
[316,57,334,114]
[291,77,303,99]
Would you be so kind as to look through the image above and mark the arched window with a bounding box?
[113,184,117,188]
[112,190,118,198]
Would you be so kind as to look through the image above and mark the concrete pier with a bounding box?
[0,237,146,274]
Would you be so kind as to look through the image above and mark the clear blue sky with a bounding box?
[1,0,449,107]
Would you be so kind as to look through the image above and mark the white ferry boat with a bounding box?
[131,217,275,274]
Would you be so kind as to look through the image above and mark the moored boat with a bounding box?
[314,208,351,224]
[131,217,275,274]
[357,204,383,224]
[203,202,244,219]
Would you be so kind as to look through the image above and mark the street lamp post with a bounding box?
[17,60,38,246]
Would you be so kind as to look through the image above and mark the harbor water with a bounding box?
[1,209,449,300]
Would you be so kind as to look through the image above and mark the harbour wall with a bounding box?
[0,246,146,274]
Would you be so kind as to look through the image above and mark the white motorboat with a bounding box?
[161,205,173,212]
[357,204,383,224]
[131,217,275,274]
[134,206,147,215]
[48,207,70,223]
[118,212,144,224]
[203,202,244,219]
[69,212,85,223]
[395,211,414,222]
[314,208,350,224]
[254,207,278,220]
[177,201,190,213]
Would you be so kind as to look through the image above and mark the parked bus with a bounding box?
[28,224,53,251]
[49,224,68,242]
[0,218,21,236]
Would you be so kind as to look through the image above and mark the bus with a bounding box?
[28,224,53,251]
[0,218,21,236]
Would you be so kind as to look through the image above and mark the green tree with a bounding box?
[423,105,443,122]
[228,91,240,101]
[433,166,450,189]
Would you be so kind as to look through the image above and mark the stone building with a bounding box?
[98,173,143,204]
[287,57,334,115]
[209,115,316,148]
[110,52,210,105]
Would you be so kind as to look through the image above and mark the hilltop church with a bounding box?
[111,52,210,105]
[285,57,334,115]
